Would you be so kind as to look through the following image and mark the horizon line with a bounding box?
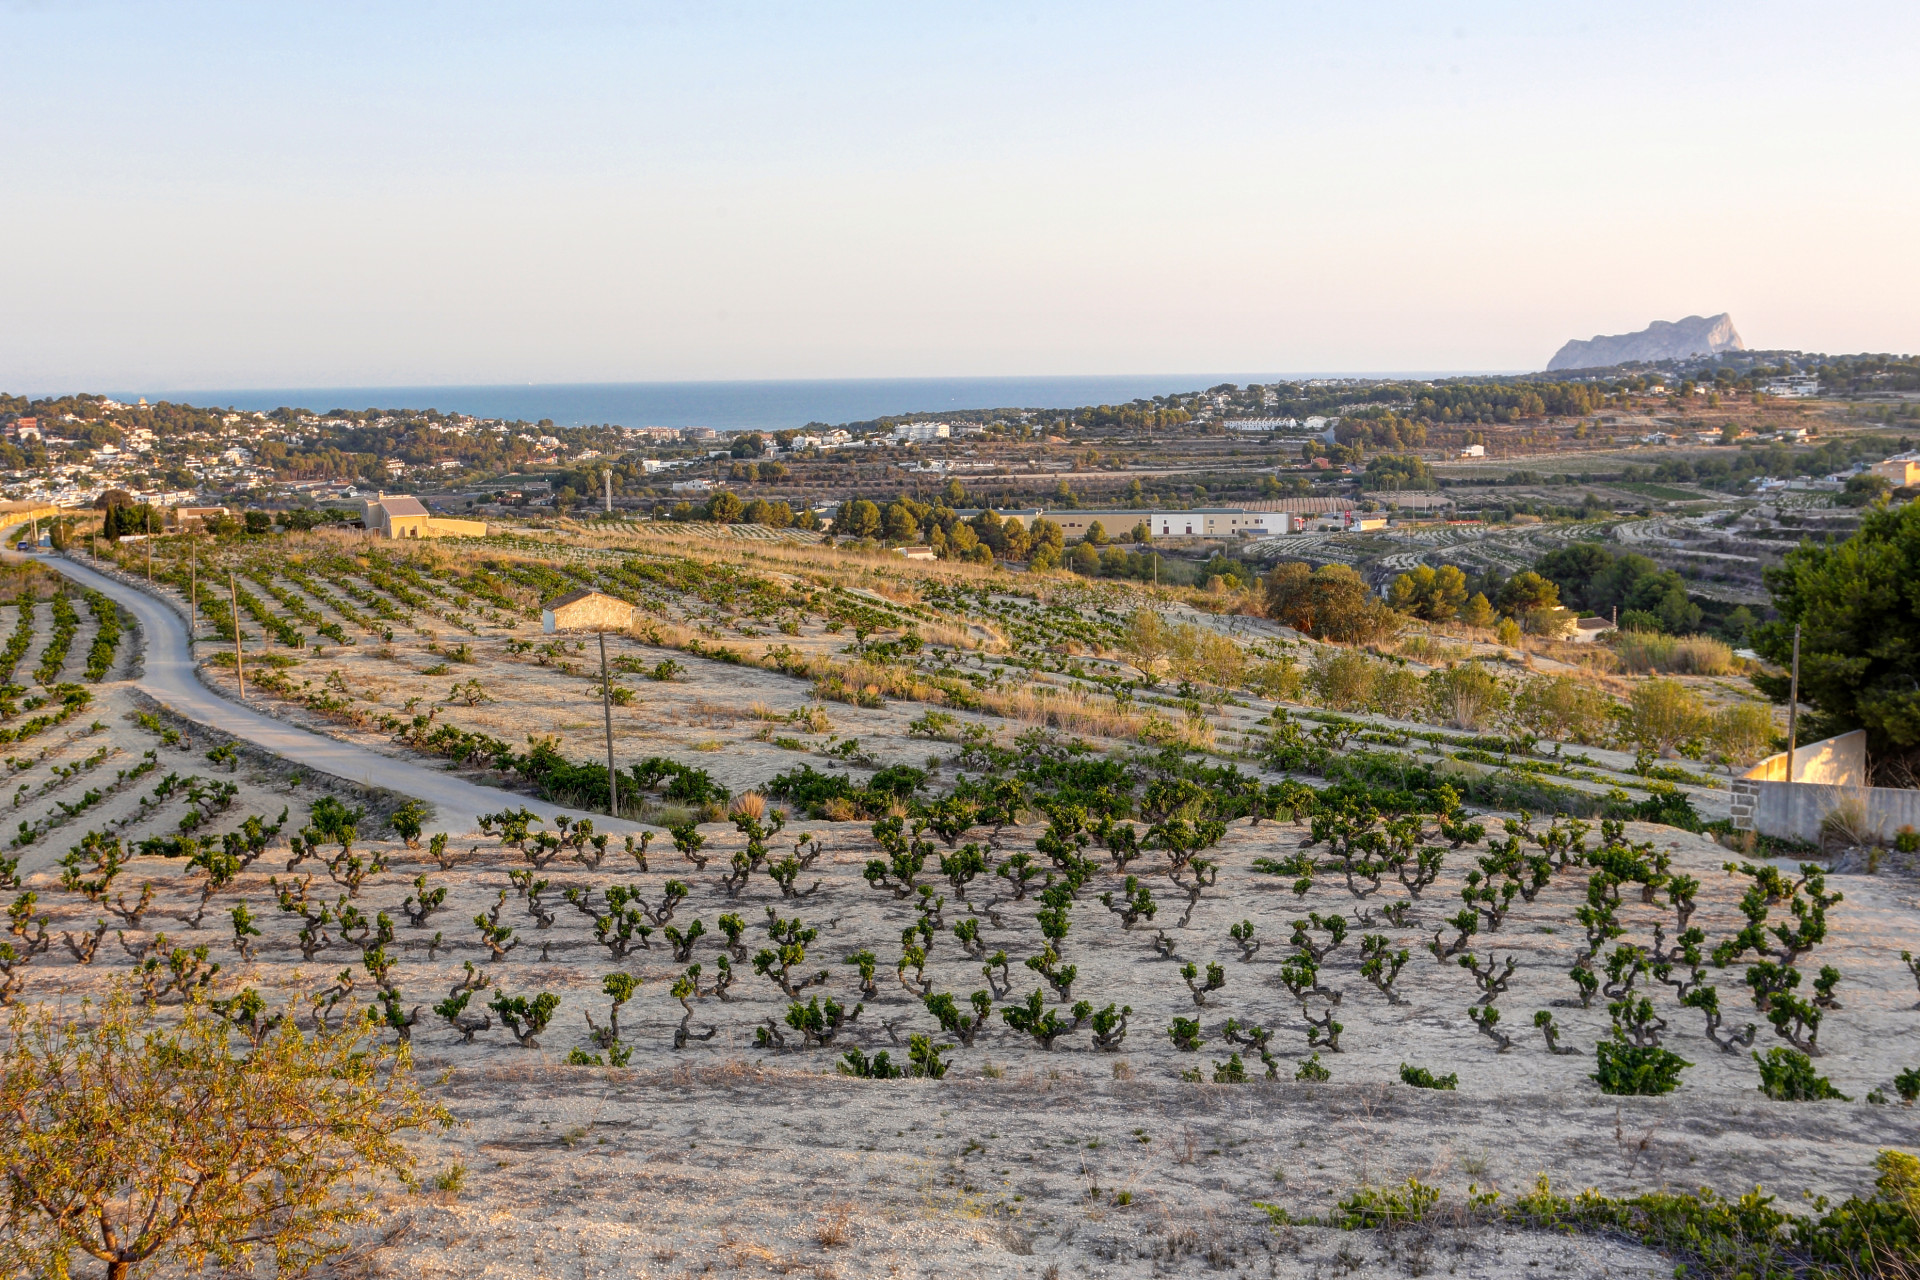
[82,370,1530,402]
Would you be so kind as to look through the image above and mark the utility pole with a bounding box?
[145,507,152,582]
[604,468,613,516]
[189,557,197,654]
[230,572,244,699]
[599,630,617,818]
[1786,623,1802,779]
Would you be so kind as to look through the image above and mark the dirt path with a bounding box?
[3,537,638,837]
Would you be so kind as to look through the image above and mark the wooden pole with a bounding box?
[145,509,152,582]
[230,572,244,699]
[189,557,196,653]
[600,630,617,818]
[1786,624,1802,779]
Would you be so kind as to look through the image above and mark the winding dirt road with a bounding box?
[12,541,634,836]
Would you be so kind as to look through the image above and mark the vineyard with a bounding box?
[2,528,1909,1277]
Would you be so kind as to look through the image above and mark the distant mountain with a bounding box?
[1547,314,1744,372]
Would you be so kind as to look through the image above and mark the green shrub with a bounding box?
[1212,1053,1247,1083]
[1336,1177,1439,1229]
[1166,1017,1204,1052]
[1398,1063,1456,1090]
[1753,1047,1849,1101]
[1593,1037,1691,1096]
[1501,1150,1920,1278]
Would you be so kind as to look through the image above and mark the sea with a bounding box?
[123,374,1471,434]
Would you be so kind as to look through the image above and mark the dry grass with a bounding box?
[976,685,1145,741]
[917,618,996,652]
[1396,634,1470,665]
[865,581,923,607]
[789,704,833,734]
[1613,631,1734,676]
[813,1203,853,1249]
[1819,792,1880,849]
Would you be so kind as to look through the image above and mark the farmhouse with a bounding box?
[173,505,231,529]
[1569,616,1614,644]
[542,588,636,633]
[360,493,487,539]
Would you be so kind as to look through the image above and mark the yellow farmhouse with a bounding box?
[361,493,487,539]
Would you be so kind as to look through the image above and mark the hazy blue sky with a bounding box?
[3,1,1915,391]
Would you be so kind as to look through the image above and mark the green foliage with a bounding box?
[1211,1053,1248,1083]
[863,815,932,898]
[1398,1063,1456,1090]
[923,990,993,1047]
[1752,500,1920,771]
[1388,565,1467,622]
[1263,562,1402,644]
[81,591,122,681]
[762,994,862,1049]
[1534,542,1702,633]
[766,764,897,820]
[487,990,559,1048]
[1753,1047,1849,1101]
[1179,960,1225,1006]
[630,757,727,806]
[387,800,429,848]
[1593,1036,1691,1096]
[752,909,824,998]
[1361,453,1436,492]
[1500,1149,1920,1279]
[1087,1003,1131,1050]
[1166,1016,1204,1052]
[1000,990,1091,1049]
[305,796,362,853]
[1101,875,1157,928]
[1336,1178,1440,1229]
[838,1046,902,1079]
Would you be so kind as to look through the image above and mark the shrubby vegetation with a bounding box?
[0,985,448,1280]
[1752,498,1920,777]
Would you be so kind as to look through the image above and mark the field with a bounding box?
[5,526,1917,1278]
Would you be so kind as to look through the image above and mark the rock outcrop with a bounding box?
[1547,314,1744,372]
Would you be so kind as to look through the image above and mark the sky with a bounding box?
[2,1,1916,392]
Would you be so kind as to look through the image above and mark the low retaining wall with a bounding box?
[1732,775,1920,846]
[1742,730,1866,786]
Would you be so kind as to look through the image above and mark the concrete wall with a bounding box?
[1731,776,1920,846]
[1731,730,1916,844]
[1742,730,1866,785]
[385,515,487,539]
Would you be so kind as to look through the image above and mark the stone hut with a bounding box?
[542,588,636,634]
